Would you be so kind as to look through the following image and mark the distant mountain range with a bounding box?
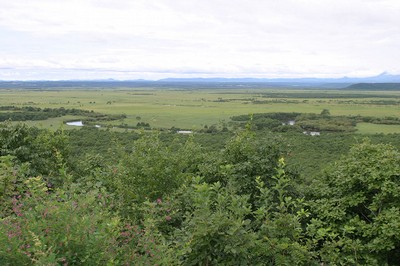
[158,72,400,84]
[1,72,400,90]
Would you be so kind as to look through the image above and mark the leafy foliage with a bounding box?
[308,140,400,264]
[1,122,400,265]
[0,122,69,185]
[105,133,206,219]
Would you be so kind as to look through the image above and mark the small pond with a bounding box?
[66,121,84,126]
[66,121,101,128]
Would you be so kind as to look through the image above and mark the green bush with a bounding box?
[308,140,400,264]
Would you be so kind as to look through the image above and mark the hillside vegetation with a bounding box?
[1,121,400,265]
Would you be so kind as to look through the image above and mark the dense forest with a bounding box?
[1,120,400,265]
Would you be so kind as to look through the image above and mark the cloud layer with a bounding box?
[1,0,399,80]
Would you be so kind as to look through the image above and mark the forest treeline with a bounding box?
[1,121,400,265]
[0,106,126,124]
[345,83,400,91]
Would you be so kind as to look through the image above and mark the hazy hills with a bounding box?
[159,72,400,83]
[1,72,400,90]
[344,83,400,91]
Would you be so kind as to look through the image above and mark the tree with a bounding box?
[308,140,400,265]
[320,109,331,116]
[0,122,69,185]
[109,133,205,219]
[220,128,287,199]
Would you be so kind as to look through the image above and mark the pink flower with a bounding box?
[165,216,172,221]
[156,198,162,204]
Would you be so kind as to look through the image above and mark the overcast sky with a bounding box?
[1,0,399,80]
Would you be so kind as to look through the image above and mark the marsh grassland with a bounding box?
[1,88,399,133]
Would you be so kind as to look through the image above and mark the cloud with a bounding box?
[0,0,399,79]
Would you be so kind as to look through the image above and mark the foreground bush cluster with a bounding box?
[1,122,400,265]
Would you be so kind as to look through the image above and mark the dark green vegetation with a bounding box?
[0,106,126,125]
[1,120,400,265]
[1,86,400,265]
[231,111,400,133]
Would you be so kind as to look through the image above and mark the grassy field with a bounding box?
[356,123,400,134]
[0,88,399,132]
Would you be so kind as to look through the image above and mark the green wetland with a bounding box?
[0,88,399,133]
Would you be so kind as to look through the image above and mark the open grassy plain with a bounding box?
[356,123,400,134]
[0,88,399,133]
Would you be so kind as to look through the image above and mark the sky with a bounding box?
[0,0,399,80]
